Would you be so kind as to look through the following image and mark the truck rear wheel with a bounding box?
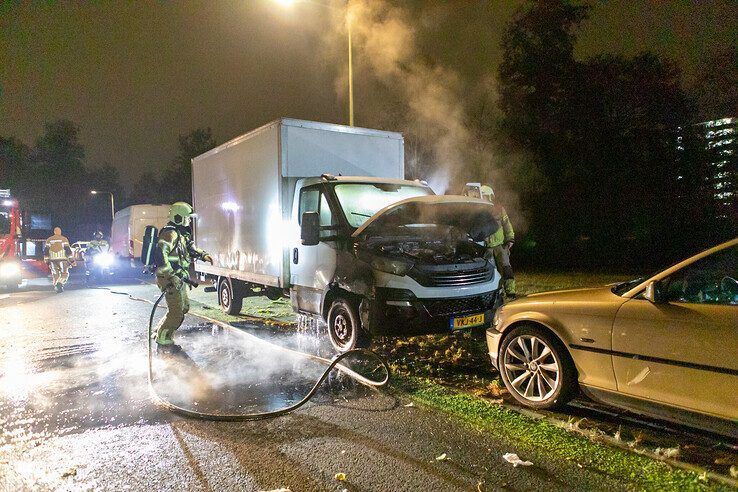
[218,277,243,315]
[327,298,369,353]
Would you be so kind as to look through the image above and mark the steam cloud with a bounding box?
[325,0,526,230]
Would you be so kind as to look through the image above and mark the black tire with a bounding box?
[218,277,243,315]
[498,324,578,409]
[327,297,369,353]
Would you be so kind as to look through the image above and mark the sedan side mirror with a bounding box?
[301,211,320,246]
[643,281,666,304]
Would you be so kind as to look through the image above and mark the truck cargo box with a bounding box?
[192,118,404,288]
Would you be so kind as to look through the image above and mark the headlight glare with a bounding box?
[0,262,21,277]
[94,252,115,267]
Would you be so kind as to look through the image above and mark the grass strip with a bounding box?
[394,376,730,491]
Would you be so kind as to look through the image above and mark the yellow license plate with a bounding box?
[450,313,485,330]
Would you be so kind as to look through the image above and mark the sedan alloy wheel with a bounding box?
[503,335,559,402]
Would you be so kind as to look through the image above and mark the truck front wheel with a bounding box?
[218,277,243,315]
[327,298,369,353]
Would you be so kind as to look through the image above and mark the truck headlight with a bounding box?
[371,256,413,276]
[0,262,21,278]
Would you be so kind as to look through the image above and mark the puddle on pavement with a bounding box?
[150,321,383,417]
[0,298,384,448]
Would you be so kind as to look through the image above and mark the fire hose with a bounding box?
[146,280,391,421]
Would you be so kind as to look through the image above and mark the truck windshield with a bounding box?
[334,183,432,228]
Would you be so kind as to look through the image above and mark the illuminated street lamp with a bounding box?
[275,0,354,127]
[90,190,115,222]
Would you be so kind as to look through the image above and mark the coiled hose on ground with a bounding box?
[146,288,391,421]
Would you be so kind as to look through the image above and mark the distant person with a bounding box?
[44,227,73,293]
[154,202,213,352]
[86,230,110,258]
[480,185,516,299]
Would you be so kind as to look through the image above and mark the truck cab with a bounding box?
[290,176,500,351]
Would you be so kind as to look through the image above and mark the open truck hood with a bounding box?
[352,195,500,242]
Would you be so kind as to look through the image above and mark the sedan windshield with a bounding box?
[334,183,432,228]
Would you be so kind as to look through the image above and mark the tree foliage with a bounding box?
[497,0,699,269]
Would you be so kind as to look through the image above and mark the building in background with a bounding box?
[677,116,737,224]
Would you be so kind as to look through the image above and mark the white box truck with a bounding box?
[193,118,501,351]
[111,204,170,260]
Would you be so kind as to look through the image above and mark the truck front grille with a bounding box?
[422,292,496,317]
[409,260,494,287]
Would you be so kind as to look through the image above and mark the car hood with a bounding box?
[352,195,500,242]
[507,286,620,305]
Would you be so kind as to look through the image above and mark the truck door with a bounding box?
[290,186,337,314]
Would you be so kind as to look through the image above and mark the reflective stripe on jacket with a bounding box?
[485,204,515,248]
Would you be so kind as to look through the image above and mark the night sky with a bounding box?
[1,0,736,187]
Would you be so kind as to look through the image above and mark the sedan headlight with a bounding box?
[371,256,413,276]
[0,261,21,278]
[94,252,115,267]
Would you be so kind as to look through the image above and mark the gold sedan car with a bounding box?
[486,238,738,435]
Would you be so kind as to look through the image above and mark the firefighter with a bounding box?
[85,230,110,262]
[44,227,73,293]
[88,230,109,253]
[154,202,213,351]
[480,185,517,299]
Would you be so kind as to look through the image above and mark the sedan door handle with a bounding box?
[293,248,299,264]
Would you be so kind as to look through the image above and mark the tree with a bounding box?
[497,1,591,266]
[498,1,589,154]
[0,137,30,189]
[163,128,218,203]
[129,171,163,205]
[498,0,696,268]
[690,46,738,122]
[1,120,126,240]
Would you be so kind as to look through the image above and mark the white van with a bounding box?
[111,205,170,260]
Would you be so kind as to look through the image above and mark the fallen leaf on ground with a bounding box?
[502,453,533,467]
[436,453,448,461]
[654,447,680,459]
[61,468,77,478]
[730,466,737,478]
[334,473,347,481]
[404,402,414,407]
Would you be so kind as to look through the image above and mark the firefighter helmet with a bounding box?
[169,202,196,227]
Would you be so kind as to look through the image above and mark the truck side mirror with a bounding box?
[643,280,666,304]
[301,211,320,246]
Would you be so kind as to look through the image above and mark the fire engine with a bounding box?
[0,189,23,289]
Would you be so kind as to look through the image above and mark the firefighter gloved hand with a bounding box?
[202,254,214,265]
[483,248,495,261]
[504,242,514,252]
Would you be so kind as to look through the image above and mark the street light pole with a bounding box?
[276,0,354,126]
[347,16,354,127]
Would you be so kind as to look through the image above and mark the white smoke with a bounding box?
[326,0,527,228]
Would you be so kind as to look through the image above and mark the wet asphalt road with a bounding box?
[0,274,634,491]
